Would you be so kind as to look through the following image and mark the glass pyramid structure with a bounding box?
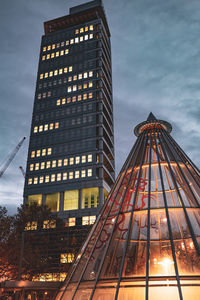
[56,114,200,300]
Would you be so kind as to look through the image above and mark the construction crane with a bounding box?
[19,166,25,178]
[0,137,26,178]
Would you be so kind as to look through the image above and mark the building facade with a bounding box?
[24,0,115,227]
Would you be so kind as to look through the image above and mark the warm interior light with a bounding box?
[157,258,174,275]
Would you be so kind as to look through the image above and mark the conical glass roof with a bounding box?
[56,114,200,300]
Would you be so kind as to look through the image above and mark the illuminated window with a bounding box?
[27,194,42,205]
[85,35,88,40]
[82,216,96,226]
[65,49,69,54]
[61,41,64,47]
[83,83,87,89]
[73,75,77,81]
[60,253,75,264]
[68,86,72,92]
[28,178,32,185]
[84,72,88,79]
[58,160,62,167]
[80,27,84,33]
[69,66,72,72]
[45,175,49,183]
[81,170,86,178]
[45,72,48,78]
[38,93,41,99]
[40,74,43,79]
[44,124,48,131]
[70,39,74,44]
[59,68,63,75]
[46,192,59,212]
[75,29,79,34]
[67,217,75,227]
[57,43,60,48]
[54,70,58,76]
[75,171,80,179]
[76,156,80,164]
[78,84,82,90]
[47,45,51,51]
[90,25,94,30]
[43,219,56,229]
[82,155,86,163]
[31,151,35,158]
[52,160,56,168]
[49,123,54,130]
[25,221,37,231]
[89,81,93,88]
[89,33,93,39]
[57,99,60,106]
[80,36,83,42]
[88,169,92,177]
[88,154,92,162]
[42,92,46,99]
[51,174,55,182]
[35,163,39,170]
[64,158,68,166]
[43,46,46,52]
[57,173,61,181]
[64,190,78,211]
[42,55,45,61]
[46,54,50,59]
[63,172,67,180]
[78,95,82,101]
[64,67,68,73]
[68,76,72,82]
[60,50,64,56]
[34,126,38,133]
[34,177,38,184]
[62,98,66,104]
[49,71,53,77]
[46,161,51,168]
[41,162,45,169]
[47,148,52,155]
[78,73,82,80]
[39,176,44,184]
[56,51,59,57]
[30,164,34,171]
[83,93,87,100]
[72,96,76,102]
[52,44,55,49]
[42,149,46,156]
[73,85,77,91]
[85,26,88,32]
[82,187,99,209]
[69,172,73,179]
[67,97,71,103]
[36,150,41,157]
[51,53,55,58]
[89,92,93,99]
[89,71,93,77]
[69,157,74,165]
[66,40,69,45]
[55,122,59,129]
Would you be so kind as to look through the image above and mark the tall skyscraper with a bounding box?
[24,0,115,228]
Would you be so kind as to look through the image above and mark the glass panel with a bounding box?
[118,286,145,300]
[27,194,42,205]
[45,192,59,212]
[64,190,78,210]
[149,285,180,300]
[181,286,200,300]
[82,188,99,208]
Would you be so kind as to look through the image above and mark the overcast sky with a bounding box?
[1,0,200,214]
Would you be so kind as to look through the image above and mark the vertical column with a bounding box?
[60,192,64,212]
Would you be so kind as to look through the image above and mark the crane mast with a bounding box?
[0,137,26,178]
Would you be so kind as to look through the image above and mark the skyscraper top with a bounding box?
[44,0,110,36]
[134,112,172,136]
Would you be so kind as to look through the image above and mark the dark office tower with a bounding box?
[24,0,115,229]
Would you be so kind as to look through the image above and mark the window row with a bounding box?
[40,66,73,80]
[42,25,94,52]
[75,25,94,34]
[38,70,94,90]
[32,272,66,282]
[37,91,51,99]
[56,92,93,106]
[31,148,52,158]
[33,122,59,134]
[42,48,69,61]
[27,168,93,185]
[29,154,93,171]
[67,81,93,93]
